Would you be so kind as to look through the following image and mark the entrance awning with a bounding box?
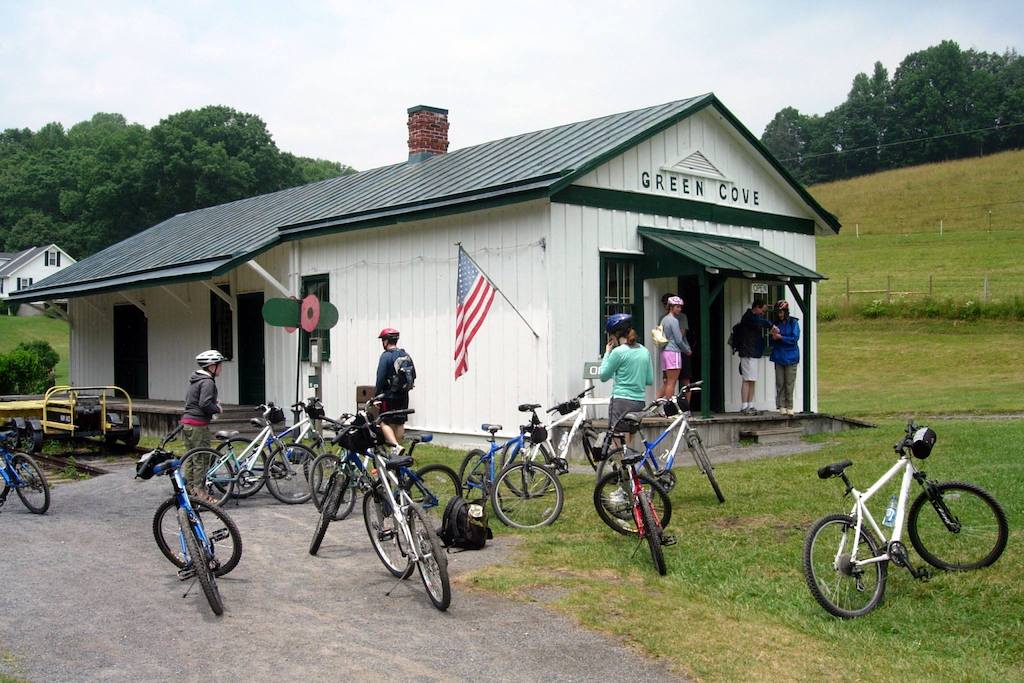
[638,226,826,282]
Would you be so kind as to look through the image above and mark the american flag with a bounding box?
[454,246,496,379]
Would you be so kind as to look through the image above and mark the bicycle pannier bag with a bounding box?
[438,495,492,550]
[267,405,286,425]
[335,414,381,453]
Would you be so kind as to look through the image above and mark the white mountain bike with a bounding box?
[804,420,1008,618]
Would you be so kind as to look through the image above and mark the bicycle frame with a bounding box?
[845,456,919,568]
[157,459,216,564]
[368,453,424,563]
[0,447,22,487]
[639,410,692,474]
[467,432,527,496]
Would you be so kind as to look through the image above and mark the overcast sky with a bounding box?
[1,1,1019,171]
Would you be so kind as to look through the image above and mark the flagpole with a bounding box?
[456,242,540,339]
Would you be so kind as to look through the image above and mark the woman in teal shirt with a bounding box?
[599,313,654,435]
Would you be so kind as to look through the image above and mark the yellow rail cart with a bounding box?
[0,385,140,452]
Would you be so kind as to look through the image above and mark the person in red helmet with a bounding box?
[374,328,416,450]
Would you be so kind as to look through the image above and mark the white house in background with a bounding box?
[0,245,76,315]
[10,95,838,439]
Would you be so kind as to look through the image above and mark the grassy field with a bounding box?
[464,420,1022,682]
[818,319,1024,417]
[0,315,70,385]
[810,150,1024,310]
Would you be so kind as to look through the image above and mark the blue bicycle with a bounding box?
[0,429,50,515]
[137,426,243,616]
[595,382,724,503]
[459,405,564,529]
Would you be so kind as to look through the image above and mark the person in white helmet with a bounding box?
[181,350,225,503]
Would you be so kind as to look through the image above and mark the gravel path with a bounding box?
[0,464,684,683]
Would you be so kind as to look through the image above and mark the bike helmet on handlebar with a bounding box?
[910,426,937,459]
[195,349,226,368]
[605,313,633,335]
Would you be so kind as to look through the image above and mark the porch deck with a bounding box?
[110,398,871,447]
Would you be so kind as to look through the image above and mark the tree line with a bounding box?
[0,106,355,259]
[760,40,1024,185]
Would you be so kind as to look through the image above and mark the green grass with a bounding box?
[810,150,1024,312]
[0,315,70,386]
[468,421,1023,682]
[818,319,1024,417]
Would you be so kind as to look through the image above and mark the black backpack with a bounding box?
[438,496,492,550]
[727,321,743,355]
[388,350,416,392]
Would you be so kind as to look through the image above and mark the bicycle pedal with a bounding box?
[661,534,677,547]
[209,529,230,542]
[378,529,396,542]
[177,567,196,580]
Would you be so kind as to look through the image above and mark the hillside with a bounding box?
[809,149,1024,309]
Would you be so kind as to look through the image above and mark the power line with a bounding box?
[780,121,1024,162]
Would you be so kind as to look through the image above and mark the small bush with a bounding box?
[0,339,59,394]
[818,305,840,322]
[861,299,887,318]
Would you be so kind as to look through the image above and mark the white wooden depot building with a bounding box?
[13,95,838,439]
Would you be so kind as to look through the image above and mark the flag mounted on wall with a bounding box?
[454,245,496,379]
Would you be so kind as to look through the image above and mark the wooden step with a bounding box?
[738,426,803,445]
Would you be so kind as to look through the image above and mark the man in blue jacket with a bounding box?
[769,300,801,415]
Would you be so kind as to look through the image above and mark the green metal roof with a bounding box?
[638,227,826,281]
[11,93,838,302]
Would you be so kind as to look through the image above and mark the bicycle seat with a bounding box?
[249,417,267,428]
[214,430,239,440]
[518,403,541,412]
[817,460,853,479]
[409,434,433,445]
[383,454,414,470]
[621,449,645,466]
[481,424,502,434]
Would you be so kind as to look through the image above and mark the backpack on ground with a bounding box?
[388,350,416,392]
[438,495,492,550]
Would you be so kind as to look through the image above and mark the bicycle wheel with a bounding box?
[639,491,667,576]
[362,487,414,579]
[178,507,223,615]
[152,498,242,576]
[180,448,236,506]
[409,463,460,525]
[459,449,490,501]
[688,432,725,503]
[907,481,1008,571]
[491,461,564,529]
[265,442,315,504]
[310,470,350,556]
[408,502,451,611]
[308,452,343,510]
[593,469,672,535]
[803,513,887,618]
[218,438,267,498]
[11,453,49,514]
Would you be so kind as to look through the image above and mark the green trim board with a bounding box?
[552,185,816,235]
[637,227,826,282]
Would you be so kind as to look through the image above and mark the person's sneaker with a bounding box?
[391,445,406,458]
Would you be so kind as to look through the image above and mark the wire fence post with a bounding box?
[929,274,933,298]
[856,222,860,238]
[887,275,892,303]
[939,219,943,236]
[983,274,989,303]
[845,276,851,309]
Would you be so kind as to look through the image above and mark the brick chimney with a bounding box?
[407,105,449,162]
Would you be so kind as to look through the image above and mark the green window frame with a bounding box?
[598,253,643,353]
[300,274,331,362]
[209,284,234,360]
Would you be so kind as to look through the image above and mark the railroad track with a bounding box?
[29,446,140,484]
